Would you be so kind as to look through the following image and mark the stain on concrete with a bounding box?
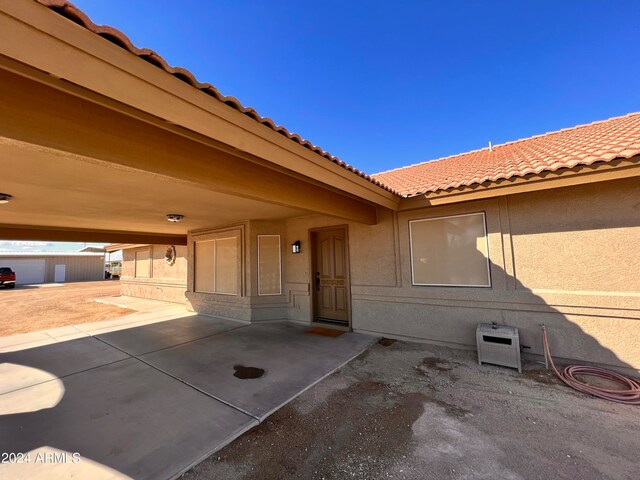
[108,446,123,457]
[421,356,455,372]
[377,338,396,347]
[414,356,461,388]
[233,365,265,380]
[521,367,558,386]
[423,396,470,419]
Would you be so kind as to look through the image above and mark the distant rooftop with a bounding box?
[78,246,106,253]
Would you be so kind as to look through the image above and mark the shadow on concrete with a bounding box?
[0,316,375,479]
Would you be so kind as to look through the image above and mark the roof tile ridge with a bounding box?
[495,112,640,147]
[373,145,493,176]
[373,112,640,176]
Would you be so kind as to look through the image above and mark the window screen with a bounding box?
[215,237,238,295]
[194,235,239,295]
[135,249,150,278]
[409,212,490,287]
[194,240,215,293]
[258,235,282,295]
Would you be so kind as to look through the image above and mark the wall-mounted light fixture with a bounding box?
[0,193,13,204]
[291,240,301,254]
[166,214,184,223]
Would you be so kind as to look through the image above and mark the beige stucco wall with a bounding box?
[176,177,639,373]
[507,180,639,292]
[283,177,640,374]
[185,221,289,321]
[120,245,187,303]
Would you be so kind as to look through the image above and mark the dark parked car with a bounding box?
[0,267,16,288]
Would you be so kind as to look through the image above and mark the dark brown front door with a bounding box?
[313,228,350,325]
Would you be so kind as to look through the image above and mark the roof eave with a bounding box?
[28,0,400,206]
[398,156,640,210]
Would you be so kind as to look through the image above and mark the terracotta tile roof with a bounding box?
[35,0,396,194]
[373,112,640,197]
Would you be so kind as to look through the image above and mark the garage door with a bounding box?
[4,259,46,284]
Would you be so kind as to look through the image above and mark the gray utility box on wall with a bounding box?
[476,323,522,373]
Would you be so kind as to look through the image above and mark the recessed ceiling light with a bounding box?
[0,193,12,204]
[166,214,184,223]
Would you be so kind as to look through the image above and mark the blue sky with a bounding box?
[0,241,121,258]
[3,1,639,252]
[66,0,640,173]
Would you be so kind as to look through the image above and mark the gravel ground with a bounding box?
[0,281,132,335]
[184,338,639,480]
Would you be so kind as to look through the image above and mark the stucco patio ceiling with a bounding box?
[0,136,309,242]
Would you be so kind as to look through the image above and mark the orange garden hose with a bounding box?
[542,327,640,405]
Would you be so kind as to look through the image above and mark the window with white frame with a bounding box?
[194,233,240,295]
[135,249,151,278]
[258,235,282,295]
[409,212,490,287]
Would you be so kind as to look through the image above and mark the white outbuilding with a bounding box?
[0,252,105,285]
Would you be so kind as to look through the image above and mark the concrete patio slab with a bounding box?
[94,295,188,313]
[1,337,129,389]
[1,446,132,480]
[34,325,87,339]
[0,362,65,397]
[140,321,377,419]
[75,309,193,336]
[0,330,53,350]
[0,297,190,353]
[1,314,376,479]
[0,358,257,480]
[96,315,246,356]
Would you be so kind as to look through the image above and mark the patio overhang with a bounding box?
[0,1,399,242]
[0,224,187,246]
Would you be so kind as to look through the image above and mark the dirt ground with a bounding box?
[184,339,639,480]
[0,281,133,336]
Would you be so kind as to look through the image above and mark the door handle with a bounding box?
[315,272,320,292]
